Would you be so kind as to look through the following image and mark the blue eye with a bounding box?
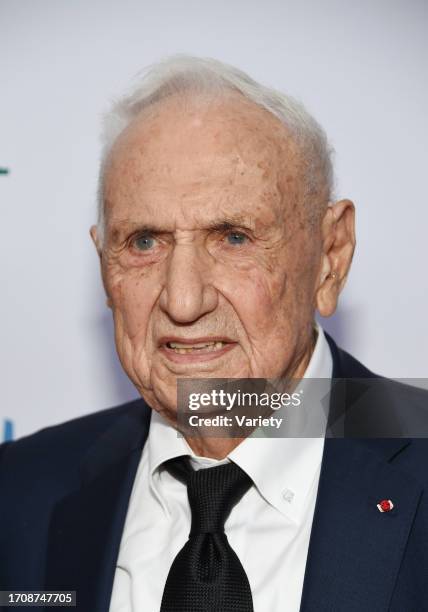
[226,232,247,245]
[134,234,156,251]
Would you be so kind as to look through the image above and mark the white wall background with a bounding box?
[1,0,427,439]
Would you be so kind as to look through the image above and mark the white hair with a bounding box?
[97,54,334,240]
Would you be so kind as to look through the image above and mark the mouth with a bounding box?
[166,340,229,354]
[158,337,237,363]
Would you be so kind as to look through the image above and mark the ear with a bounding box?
[90,225,112,309]
[315,199,356,317]
[90,225,102,258]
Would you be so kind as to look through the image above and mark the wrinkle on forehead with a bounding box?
[103,92,305,233]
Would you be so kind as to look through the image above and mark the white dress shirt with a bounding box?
[109,324,333,612]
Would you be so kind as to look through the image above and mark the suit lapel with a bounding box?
[44,405,151,612]
[300,335,424,611]
[300,437,422,611]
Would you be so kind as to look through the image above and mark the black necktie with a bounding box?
[160,456,254,612]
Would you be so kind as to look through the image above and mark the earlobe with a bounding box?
[316,269,340,317]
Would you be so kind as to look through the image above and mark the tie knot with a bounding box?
[164,457,252,535]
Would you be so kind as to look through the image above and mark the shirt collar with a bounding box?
[227,323,332,523]
[147,323,332,522]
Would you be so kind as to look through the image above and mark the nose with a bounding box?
[159,243,218,323]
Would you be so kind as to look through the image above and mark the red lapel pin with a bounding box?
[377,499,394,513]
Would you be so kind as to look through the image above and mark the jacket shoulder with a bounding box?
[0,397,148,486]
[326,331,428,403]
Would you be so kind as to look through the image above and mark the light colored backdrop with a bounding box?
[1,0,427,439]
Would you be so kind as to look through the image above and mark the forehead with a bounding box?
[103,93,302,230]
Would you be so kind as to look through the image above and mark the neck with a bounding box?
[184,436,246,460]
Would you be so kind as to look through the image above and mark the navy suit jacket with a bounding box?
[1,335,428,611]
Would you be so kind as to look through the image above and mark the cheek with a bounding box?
[110,275,158,340]
[223,269,288,335]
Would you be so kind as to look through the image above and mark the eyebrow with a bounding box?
[112,215,256,237]
[206,216,255,233]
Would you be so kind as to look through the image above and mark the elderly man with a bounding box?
[1,56,428,612]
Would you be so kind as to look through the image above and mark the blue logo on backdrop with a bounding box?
[2,419,14,442]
